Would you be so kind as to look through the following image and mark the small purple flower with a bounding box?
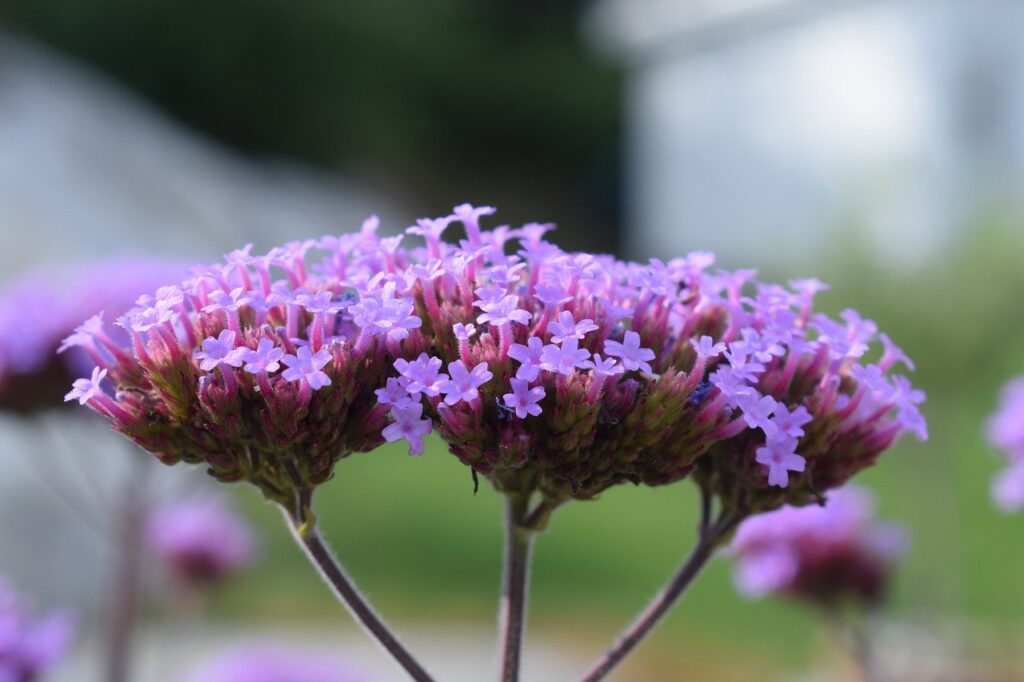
[691,335,726,360]
[239,339,284,374]
[473,285,507,308]
[534,284,572,307]
[295,289,345,314]
[383,403,432,456]
[539,337,591,376]
[194,331,244,371]
[547,311,598,344]
[281,346,332,389]
[452,203,495,243]
[202,287,249,313]
[585,353,624,378]
[507,337,543,382]
[57,313,107,354]
[755,435,806,488]
[485,263,526,287]
[453,323,476,341]
[440,360,493,406]
[502,378,545,419]
[710,366,756,408]
[350,285,422,342]
[64,366,107,405]
[394,354,447,397]
[891,375,928,441]
[407,216,454,242]
[770,404,813,439]
[879,333,915,372]
[476,295,532,327]
[375,377,415,410]
[604,331,655,374]
[118,305,169,333]
[723,348,764,383]
[739,394,778,432]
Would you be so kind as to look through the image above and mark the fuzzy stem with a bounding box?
[498,493,534,682]
[104,462,147,682]
[281,502,435,682]
[578,512,740,682]
[822,608,879,682]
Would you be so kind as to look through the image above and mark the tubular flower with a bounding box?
[61,226,419,504]
[0,579,75,682]
[147,497,256,587]
[987,377,1024,512]
[729,486,907,607]
[380,207,926,510]
[64,207,926,514]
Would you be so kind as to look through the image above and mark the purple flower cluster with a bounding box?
[65,206,925,511]
[0,579,75,682]
[729,486,907,607]
[184,644,374,682]
[0,258,188,413]
[987,377,1024,512]
[147,497,256,587]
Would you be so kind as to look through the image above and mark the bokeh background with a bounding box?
[1,1,1023,680]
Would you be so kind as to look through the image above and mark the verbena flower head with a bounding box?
[0,579,75,682]
[987,377,1024,512]
[147,497,256,587]
[62,234,412,503]
[729,486,907,607]
[184,644,374,682]
[66,206,926,513]
[0,259,188,414]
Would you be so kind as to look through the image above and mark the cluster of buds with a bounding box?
[65,205,925,515]
[146,497,256,588]
[0,259,188,414]
[987,377,1024,511]
[0,578,75,682]
[184,645,371,682]
[729,486,907,608]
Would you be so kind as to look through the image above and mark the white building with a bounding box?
[586,0,1024,268]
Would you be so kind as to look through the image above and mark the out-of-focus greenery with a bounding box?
[209,221,1024,677]
[1,0,622,253]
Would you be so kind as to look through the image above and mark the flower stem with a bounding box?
[498,493,534,682]
[578,511,739,682]
[281,502,435,682]
[822,608,879,682]
[104,462,147,682]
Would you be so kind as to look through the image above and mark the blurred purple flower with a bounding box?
[730,486,907,607]
[184,644,376,682]
[0,257,188,413]
[147,498,255,587]
[0,579,75,682]
[988,377,1024,512]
